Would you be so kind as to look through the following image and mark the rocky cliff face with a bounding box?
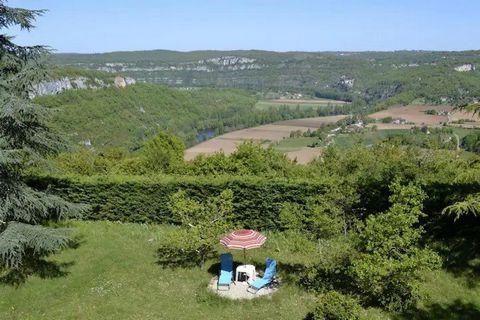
[29,76,136,98]
[454,64,476,72]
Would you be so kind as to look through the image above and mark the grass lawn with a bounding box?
[1,221,479,319]
[0,221,315,320]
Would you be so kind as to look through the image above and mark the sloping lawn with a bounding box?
[0,221,314,320]
[1,221,479,319]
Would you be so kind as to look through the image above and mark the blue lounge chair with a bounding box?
[247,258,277,293]
[217,253,234,290]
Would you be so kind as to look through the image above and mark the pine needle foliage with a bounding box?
[442,193,480,221]
[0,0,83,271]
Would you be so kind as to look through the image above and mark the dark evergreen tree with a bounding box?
[0,0,83,275]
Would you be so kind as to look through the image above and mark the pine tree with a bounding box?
[0,1,83,275]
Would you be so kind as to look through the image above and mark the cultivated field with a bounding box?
[370,105,480,127]
[186,105,480,164]
[449,109,480,127]
[255,98,349,110]
[369,105,453,125]
[185,115,346,163]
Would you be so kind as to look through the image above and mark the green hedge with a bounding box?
[30,175,331,230]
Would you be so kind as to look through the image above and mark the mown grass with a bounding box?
[0,221,314,320]
[1,221,479,320]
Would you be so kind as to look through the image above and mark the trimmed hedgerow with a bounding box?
[30,175,331,230]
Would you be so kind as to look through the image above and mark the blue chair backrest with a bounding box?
[263,258,277,280]
[220,253,233,272]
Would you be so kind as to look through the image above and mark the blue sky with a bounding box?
[6,0,480,53]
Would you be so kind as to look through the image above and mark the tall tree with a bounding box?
[0,1,83,276]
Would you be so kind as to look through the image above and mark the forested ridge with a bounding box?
[35,83,350,150]
[55,50,480,107]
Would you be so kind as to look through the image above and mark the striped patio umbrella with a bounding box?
[220,229,267,265]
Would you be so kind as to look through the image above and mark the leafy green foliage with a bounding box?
[52,147,128,176]
[48,140,306,178]
[311,291,362,320]
[349,182,441,311]
[299,238,357,293]
[30,175,331,230]
[279,203,305,231]
[157,189,234,268]
[142,130,185,173]
[184,141,301,177]
[278,186,358,240]
[461,131,480,154]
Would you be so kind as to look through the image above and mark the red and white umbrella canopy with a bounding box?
[220,229,267,250]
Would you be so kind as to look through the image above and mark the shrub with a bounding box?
[300,238,356,292]
[158,189,234,268]
[157,228,208,268]
[279,185,358,240]
[30,175,331,230]
[279,203,305,231]
[142,130,186,173]
[381,116,393,123]
[311,291,362,320]
[348,182,441,311]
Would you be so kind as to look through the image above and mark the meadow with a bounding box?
[1,221,479,320]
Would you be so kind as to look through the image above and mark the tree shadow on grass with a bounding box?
[303,312,314,320]
[207,260,244,277]
[0,259,75,287]
[394,299,480,320]
[433,225,480,288]
[0,236,82,287]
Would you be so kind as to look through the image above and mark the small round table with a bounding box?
[236,264,256,282]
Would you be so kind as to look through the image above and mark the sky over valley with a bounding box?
[7,0,480,53]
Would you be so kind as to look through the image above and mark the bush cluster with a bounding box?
[311,291,362,320]
[30,175,331,230]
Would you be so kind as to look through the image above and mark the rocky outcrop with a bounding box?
[29,76,136,98]
[114,76,127,88]
[125,77,136,85]
[454,64,475,72]
[76,56,263,74]
[30,78,73,98]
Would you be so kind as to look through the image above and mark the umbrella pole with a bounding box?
[243,248,246,266]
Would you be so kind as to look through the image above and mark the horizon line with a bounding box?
[54,48,480,55]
